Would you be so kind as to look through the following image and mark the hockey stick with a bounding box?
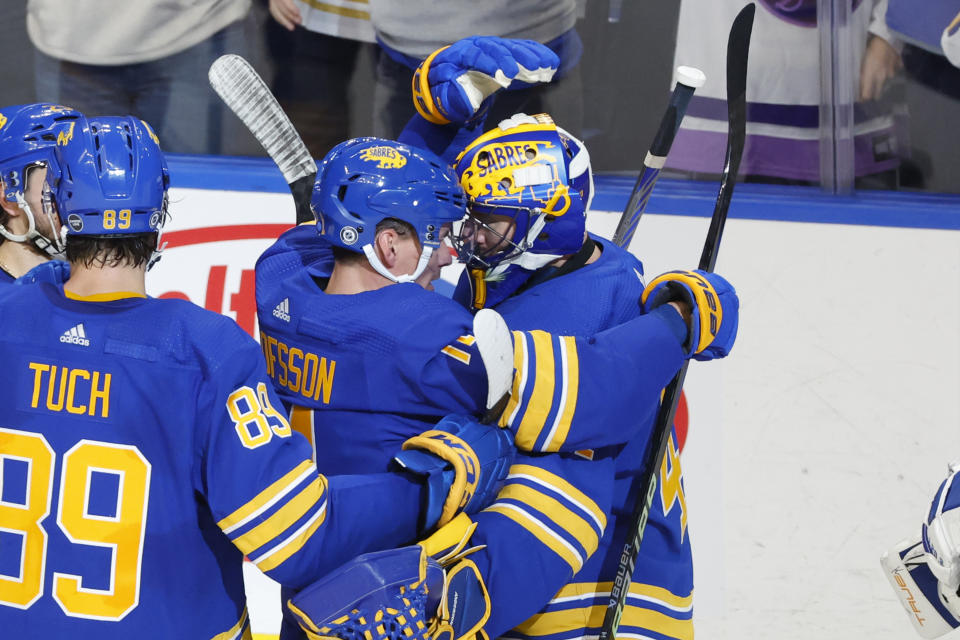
[610,65,706,249]
[598,5,754,639]
[208,54,317,224]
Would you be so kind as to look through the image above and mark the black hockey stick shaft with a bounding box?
[598,6,754,639]
[611,66,705,249]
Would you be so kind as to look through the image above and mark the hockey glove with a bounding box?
[289,517,491,640]
[641,269,739,361]
[922,462,960,591]
[413,36,559,125]
[394,413,514,530]
[881,535,960,638]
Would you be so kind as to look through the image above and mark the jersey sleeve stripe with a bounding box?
[484,503,585,572]
[249,498,329,572]
[210,607,250,640]
[495,483,600,558]
[230,476,328,555]
[501,330,529,430]
[539,335,579,452]
[441,345,472,364]
[510,601,693,639]
[218,459,315,533]
[456,335,476,346]
[550,581,693,611]
[513,330,557,446]
[507,464,606,531]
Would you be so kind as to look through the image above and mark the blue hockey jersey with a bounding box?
[0,283,424,639]
[257,225,684,462]
[468,236,695,640]
[255,226,688,639]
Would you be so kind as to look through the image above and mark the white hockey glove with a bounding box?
[881,535,960,638]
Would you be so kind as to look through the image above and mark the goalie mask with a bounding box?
[55,116,170,266]
[0,103,85,256]
[452,113,593,273]
[311,137,467,284]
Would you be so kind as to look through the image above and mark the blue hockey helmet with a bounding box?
[55,116,170,239]
[311,137,467,283]
[452,113,593,271]
[0,103,85,255]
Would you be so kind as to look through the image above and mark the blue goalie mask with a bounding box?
[0,103,85,256]
[311,137,467,283]
[452,113,593,273]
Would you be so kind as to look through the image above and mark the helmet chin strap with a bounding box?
[0,193,64,257]
[362,244,434,284]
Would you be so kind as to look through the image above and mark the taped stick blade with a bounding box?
[208,54,315,184]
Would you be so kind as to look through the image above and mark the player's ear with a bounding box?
[0,182,19,219]
[375,228,400,269]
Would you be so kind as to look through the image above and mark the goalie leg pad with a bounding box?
[288,546,444,640]
[881,536,960,638]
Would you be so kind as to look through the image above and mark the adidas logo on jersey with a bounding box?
[60,323,90,347]
[272,298,291,322]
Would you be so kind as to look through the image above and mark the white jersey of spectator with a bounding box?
[294,0,374,43]
[368,0,577,59]
[668,0,901,182]
[27,0,250,65]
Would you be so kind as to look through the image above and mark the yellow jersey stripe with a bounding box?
[218,460,315,533]
[550,581,693,611]
[456,335,476,346]
[64,290,147,301]
[210,608,249,640]
[441,345,471,364]
[497,484,599,556]
[289,405,316,460]
[298,0,370,20]
[253,500,329,572]
[541,335,579,452]
[501,330,527,430]
[513,602,693,639]
[507,464,606,531]
[232,476,328,555]
[513,331,556,447]
[485,503,583,571]
[948,10,960,32]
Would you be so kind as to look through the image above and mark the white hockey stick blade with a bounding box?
[473,308,514,412]
[208,54,315,184]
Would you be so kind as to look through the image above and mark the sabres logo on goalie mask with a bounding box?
[360,145,408,169]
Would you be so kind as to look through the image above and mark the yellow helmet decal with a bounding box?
[360,145,408,169]
[460,138,571,216]
[56,121,76,146]
[140,120,160,146]
[0,114,7,131]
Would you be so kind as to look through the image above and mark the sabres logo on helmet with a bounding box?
[359,145,408,169]
[56,121,76,146]
[460,138,572,217]
[0,114,7,131]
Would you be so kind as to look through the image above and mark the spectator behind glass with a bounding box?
[27,0,259,155]
[884,0,960,193]
[666,0,904,187]
[267,0,377,159]
[368,0,585,139]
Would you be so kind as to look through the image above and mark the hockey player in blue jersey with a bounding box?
[0,115,514,639]
[255,131,736,639]
[0,103,81,286]
[370,37,741,640]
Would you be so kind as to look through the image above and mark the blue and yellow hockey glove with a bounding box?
[641,269,739,361]
[289,516,490,640]
[413,36,559,125]
[394,413,514,530]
